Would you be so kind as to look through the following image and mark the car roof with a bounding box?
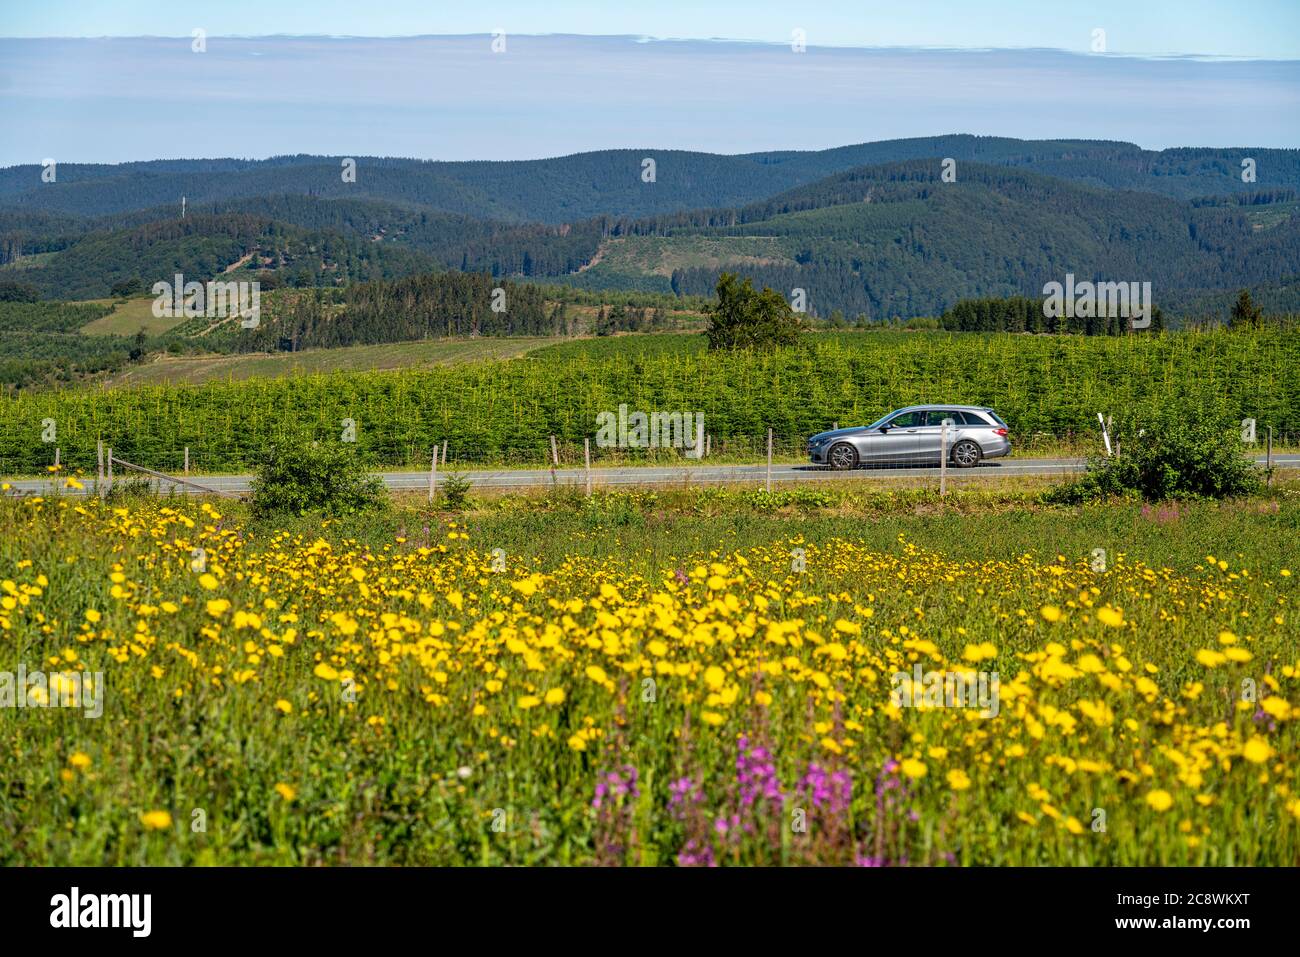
[892,404,994,413]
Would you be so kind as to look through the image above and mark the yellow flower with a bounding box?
[274,699,293,714]
[1261,697,1292,720]
[1241,737,1273,764]
[584,665,607,685]
[700,711,725,726]
[900,758,927,779]
[84,609,101,624]
[544,688,565,705]
[205,598,231,618]
[516,695,541,710]
[703,666,725,689]
[1145,790,1173,812]
[198,573,218,590]
[1096,607,1125,628]
[567,734,587,751]
[1195,648,1227,668]
[275,783,297,801]
[69,752,91,769]
[947,769,972,791]
[313,662,339,681]
[1039,605,1061,623]
[140,810,173,829]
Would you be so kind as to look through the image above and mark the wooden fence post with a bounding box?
[1267,426,1273,486]
[442,440,448,467]
[184,447,189,475]
[97,440,104,486]
[940,420,949,497]
[428,446,438,504]
[54,447,60,469]
[584,438,592,497]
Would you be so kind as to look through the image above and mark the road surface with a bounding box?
[6,455,1298,497]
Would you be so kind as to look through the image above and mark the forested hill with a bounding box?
[2,144,1298,316]
[3,136,1298,223]
[3,213,441,301]
[580,161,1300,318]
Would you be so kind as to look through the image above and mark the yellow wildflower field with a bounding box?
[1,496,1296,865]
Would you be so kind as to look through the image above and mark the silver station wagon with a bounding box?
[808,405,1012,470]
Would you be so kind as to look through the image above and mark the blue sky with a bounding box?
[0,5,1296,165]
[5,0,1300,59]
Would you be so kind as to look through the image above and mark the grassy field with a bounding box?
[79,297,188,338]
[1,487,1296,865]
[106,337,565,387]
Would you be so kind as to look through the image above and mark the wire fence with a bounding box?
[10,427,1298,481]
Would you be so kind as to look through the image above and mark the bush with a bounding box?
[1044,412,1263,503]
[249,438,386,519]
[438,472,473,511]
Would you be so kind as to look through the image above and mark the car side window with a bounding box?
[887,411,922,428]
[927,411,961,426]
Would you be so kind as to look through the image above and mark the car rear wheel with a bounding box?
[828,442,858,470]
[951,440,982,468]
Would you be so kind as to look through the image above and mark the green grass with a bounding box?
[106,336,566,387]
[1,489,1297,865]
[78,297,187,338]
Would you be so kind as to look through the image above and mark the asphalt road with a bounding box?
[6,455,1299,497]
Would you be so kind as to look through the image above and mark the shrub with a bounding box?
[438,472,473,511]
[1044,412,1263,503]
[248,438,386,519]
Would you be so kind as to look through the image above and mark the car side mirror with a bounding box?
[878,425,890,433]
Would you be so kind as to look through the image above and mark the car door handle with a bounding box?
[905,429,918,433]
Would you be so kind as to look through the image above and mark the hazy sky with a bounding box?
[1,8,1297,167]
[5,0,1300,59]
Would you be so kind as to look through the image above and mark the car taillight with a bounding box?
[994,428,1008,436]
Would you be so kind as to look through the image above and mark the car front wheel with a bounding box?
[827,442,859,470]
[951,440,982,468]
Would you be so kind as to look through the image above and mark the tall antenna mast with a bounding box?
[181,196,186,219]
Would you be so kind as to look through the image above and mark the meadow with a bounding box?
[78,297,188,338]
[1,328,1296,475]
[1,486,1297,865]
[106,337,563,388]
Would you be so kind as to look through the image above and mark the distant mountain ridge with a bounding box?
[4,135,1300,223]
